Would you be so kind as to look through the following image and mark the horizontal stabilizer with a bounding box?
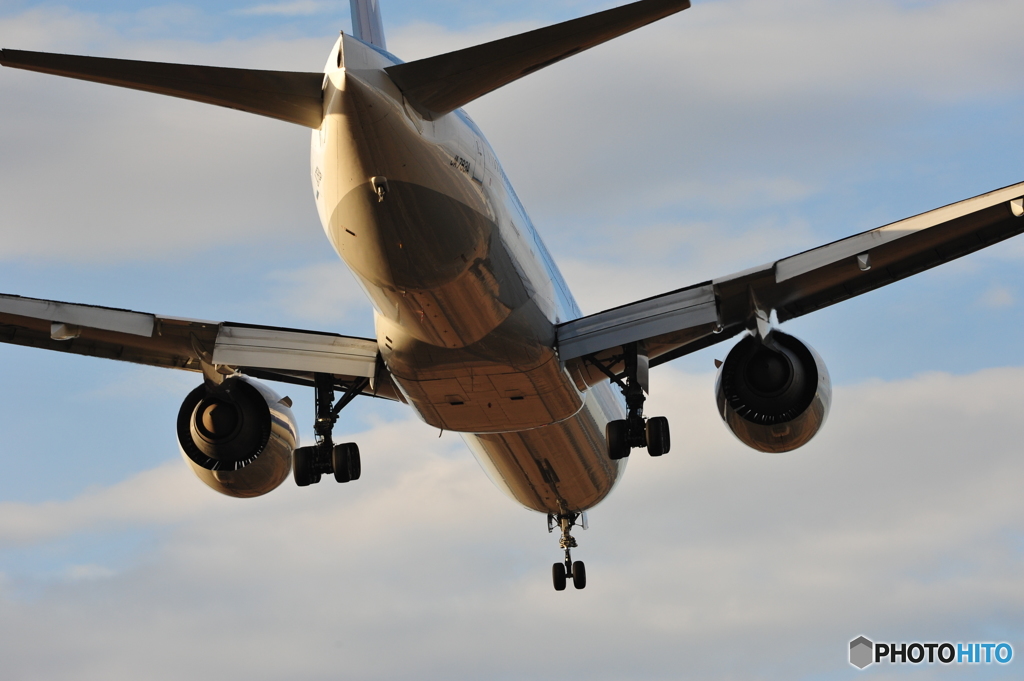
[385,0,690,119]
[0,49,325,128]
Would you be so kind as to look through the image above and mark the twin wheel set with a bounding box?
[292,374,367,488]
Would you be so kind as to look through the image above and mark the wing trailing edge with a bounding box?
[385,0,690,119]
[0,49,325,128]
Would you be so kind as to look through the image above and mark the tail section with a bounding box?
[386,0,689,119]
[351,0,387,51]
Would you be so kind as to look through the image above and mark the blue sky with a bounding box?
[1,1,1023,679]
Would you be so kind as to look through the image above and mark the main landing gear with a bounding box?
[549,512,587,591]
[588,342,671,460]
[293,373,368,487]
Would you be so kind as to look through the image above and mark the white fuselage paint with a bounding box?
[310,35,626,516]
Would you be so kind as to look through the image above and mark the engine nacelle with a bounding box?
[177,375,298,498]
[715,331,831,453]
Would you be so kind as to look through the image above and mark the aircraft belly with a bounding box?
[376,301,585,432]
[462,381,628,515]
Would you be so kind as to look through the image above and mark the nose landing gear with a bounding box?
[549,512,587,591]
[294,373,368,487]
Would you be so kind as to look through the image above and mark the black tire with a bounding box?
[606,419,630,460]
[646,416,671,457]
[572,561,587,590]
[293,446,318,487]
[346,443,361,481]
[552,562,567,591]
[332,443,360,483]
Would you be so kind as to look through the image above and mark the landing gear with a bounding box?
[293,373,368,487]
[549,512,587,591]
[589,342,671,460]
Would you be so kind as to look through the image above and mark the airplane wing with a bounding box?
[558,181,1024,378]
[0,293,394,397]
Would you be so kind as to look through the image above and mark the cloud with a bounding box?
[0,366,1022,678]
[1,3,1024,676]
[979,284,1015,309]
[266,261,375,331]
[235,1,336,17]
[0,9,328,263]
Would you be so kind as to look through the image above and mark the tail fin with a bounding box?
[351,0,387,51]
[386,0,689,119]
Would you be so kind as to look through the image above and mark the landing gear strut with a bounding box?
[293,373,368,487]
[549,512,587,590]
[587,342,671,460]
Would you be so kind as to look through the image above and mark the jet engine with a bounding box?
[176,375,298,498]
[715,331,831,453]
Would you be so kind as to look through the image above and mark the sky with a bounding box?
[1,0,1023,678]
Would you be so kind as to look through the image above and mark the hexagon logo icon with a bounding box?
[850,636,874,669]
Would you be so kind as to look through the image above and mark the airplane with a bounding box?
[2,0,1023,592]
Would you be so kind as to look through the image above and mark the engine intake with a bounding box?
[177,375,298,498]
[715,331,831,453]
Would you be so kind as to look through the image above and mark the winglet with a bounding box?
[385,0,690,119]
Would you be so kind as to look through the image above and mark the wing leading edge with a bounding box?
[559,182,1024,377]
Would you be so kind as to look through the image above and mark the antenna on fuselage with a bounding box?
[350,0,387,51]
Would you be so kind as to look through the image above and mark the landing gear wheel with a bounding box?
[293,446,320,487]
[345,443,361,481]
[646,416,670,456]
[331,443,360,483]
[606,419,630,460]
[552,562,567,591]
[572,561,587,589]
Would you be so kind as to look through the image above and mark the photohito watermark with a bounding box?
[849,636,1013,670]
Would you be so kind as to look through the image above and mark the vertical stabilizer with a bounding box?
[351,0,387,51]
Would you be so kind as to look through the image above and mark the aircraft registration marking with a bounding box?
[450,154,471,174]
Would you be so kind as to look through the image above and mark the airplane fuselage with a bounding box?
[310,35,626,515]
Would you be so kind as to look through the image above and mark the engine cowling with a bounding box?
[715,331,831,453]
[177,375,298,498]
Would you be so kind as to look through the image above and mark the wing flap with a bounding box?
[213,324,377,378]
[556,283,716,361]
[0,294,387,394]
[385,0,690,119]
[0,49,325,128]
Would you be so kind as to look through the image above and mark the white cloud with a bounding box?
[64,564,117,581]
[979,284,1015,308]
[0,366,1022,678]
[267,261,374,328]
[235,1,336,17]
[2,2,1024,677]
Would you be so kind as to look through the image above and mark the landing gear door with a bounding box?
[472,139,484,184]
